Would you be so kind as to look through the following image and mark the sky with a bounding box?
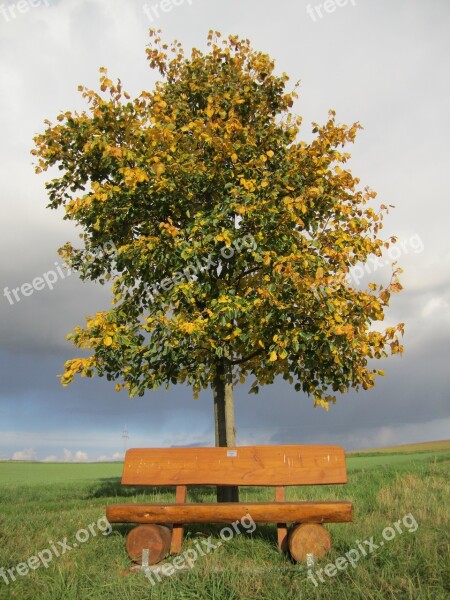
[0,0,449,462]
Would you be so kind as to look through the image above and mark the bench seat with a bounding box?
[107,500,353,524]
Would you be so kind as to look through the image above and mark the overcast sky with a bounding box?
[1,0,449,462]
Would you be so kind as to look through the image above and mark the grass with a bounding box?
[0,450,449,599]
[0,462,123,485]
[347,439,450,456]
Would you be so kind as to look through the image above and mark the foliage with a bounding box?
[32,30,404,408]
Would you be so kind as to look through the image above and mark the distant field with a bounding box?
[347,439,450,455]
[1,445,450,485]
[0,461,122,485]
[0,449,448,599]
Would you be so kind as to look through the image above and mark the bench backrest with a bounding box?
[121,445,347,487]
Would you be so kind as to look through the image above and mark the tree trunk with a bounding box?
[213,355,239,502]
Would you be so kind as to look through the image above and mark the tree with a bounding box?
[33,30,404,502]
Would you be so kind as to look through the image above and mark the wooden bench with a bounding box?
[106,445,353,564]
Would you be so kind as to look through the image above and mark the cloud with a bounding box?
[42,455,58,462]
[63,448,73,461]
[6,446,123,462]
[268,417,450,451]
[11,448,37,461]
[62,448,88,461]
[96,452,124,462]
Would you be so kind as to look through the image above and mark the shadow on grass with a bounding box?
[86,478,176,499]
[183,521,280,546]
[109,521,281,548]
[87,479,261,502]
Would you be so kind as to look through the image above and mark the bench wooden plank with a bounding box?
[121,445,347,487]
[107,501,353,524]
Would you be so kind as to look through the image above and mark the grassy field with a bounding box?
[0,449,449,599]
[347,439,450,456]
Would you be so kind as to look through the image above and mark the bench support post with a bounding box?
[275,486,288,552]
[170,485,187,554]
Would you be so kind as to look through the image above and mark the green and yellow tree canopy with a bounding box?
[33,30,403,408]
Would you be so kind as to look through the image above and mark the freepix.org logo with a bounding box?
[146,233,257,304]
[143,513,256,585]
[3,241,117,306]
[0,0,50,23]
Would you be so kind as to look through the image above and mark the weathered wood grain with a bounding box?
[121,445,348,487]
[107,501,353,524]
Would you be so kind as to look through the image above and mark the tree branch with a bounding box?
[230,348,264,365]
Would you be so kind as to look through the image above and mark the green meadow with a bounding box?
[0,445,449,599]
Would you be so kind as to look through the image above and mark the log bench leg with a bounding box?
[277,523,288,553]
[125,524,172,565]
[288,523,331,563]
[170,524,184,554]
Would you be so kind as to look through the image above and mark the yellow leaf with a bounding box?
[266,150,274,158]
[314,398,330,410]
[152,163,165,177]
[269,351,277,362]
[104,336,113,346]
[183,322,196,334]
